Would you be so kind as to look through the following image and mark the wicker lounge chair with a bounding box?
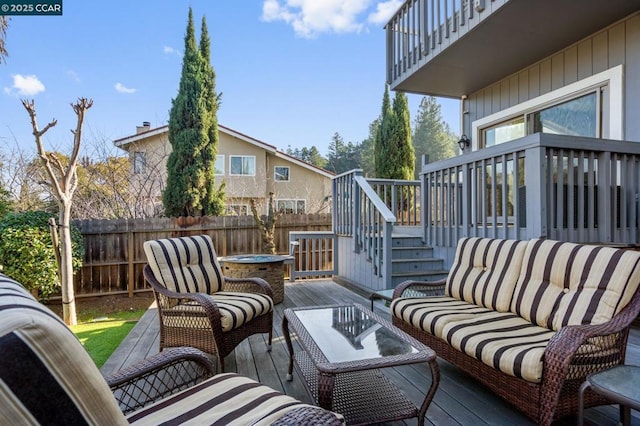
[143,234,274,372]
[0,274,344,425]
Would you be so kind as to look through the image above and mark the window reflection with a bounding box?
[532,92,596,137]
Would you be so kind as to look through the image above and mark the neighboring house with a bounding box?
[113,123,333,217]
[332,1,640,292]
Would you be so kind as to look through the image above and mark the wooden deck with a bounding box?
[101,280,640,425]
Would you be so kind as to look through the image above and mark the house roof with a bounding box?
[113,124,335,179]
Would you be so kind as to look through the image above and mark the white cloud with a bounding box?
[261,0,373,38]
[4,74,45,96]
[67,69,81,83]
[163,45,180,56]
[114,82,136,94]
[368,0,403,25]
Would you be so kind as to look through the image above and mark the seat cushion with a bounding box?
[445,237,528,312]
[126,372,344,425]
[0,275,127,425]
[391,296,494,337]
[511,239,640,330]
[440,311,556,383]
[163,292,273,332]
[144,235,224,294]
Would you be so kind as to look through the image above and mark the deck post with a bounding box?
[524,145,547,239]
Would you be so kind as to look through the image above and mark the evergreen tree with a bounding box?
[374,86,415,180]
[374,85,392,177]
[199,15,225,214]
[359,118,378,177]
[285,146,328,169]
[412,96,457,177]
[392,91,415,181]
[163,8,224,217]
[326,132,360,174]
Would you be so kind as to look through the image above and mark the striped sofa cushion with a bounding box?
[510,239,640,330]
[391,296,494,337]
[440,311,556,383]
[127,372,344,425]
[0,274,127,425]
[144,235,224,294]
[164,292,273,332]
[445,237,528,312]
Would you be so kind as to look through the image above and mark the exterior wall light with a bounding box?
[458,134,470,151]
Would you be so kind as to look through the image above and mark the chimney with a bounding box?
[136,121,151,134]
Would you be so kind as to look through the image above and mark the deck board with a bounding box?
[102,280,640,425]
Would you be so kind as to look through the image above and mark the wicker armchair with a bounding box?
[143,234,274,372]
[0,274,344,425]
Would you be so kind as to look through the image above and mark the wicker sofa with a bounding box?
[391,237,640,425]
[0,273,344,425]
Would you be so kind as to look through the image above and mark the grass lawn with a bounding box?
[70,308,147,368]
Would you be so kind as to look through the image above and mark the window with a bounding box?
[133,152,146,174]
[277,199,306,214]
[474,65,623,148]
[215,155,224,175]
[226,204,248,216]
[483,117,525,148]
[274,166,290,181]
[531,92,597,137]
[230,155,255,176]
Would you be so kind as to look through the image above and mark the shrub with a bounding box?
[0,211,83,300]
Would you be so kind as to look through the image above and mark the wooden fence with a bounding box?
[72,214,332,297]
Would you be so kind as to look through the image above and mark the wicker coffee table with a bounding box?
[282,303,439,425]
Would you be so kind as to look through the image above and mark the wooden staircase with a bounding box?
[390,232,448,288]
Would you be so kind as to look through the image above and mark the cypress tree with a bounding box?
[199,15,225,215]
[374,85,393,177]
[374,85,415,180]
[163,8,224,217]
[392,91,415,181]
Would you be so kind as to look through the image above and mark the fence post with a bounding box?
[128,229,134,298]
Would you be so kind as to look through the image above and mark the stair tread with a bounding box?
[392,246,432,250]
[392,258,441,263]
[392,270,449,277]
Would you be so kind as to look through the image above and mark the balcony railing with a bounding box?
[422,133,640,256]
[386,0,471,85]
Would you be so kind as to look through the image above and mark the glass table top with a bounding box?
[293,305,419,363]
[589,365,640,407]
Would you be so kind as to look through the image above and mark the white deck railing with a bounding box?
[422,133,640,258]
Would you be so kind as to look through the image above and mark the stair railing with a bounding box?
[333,170,396,280]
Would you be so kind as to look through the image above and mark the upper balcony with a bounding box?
[386,0,640,98]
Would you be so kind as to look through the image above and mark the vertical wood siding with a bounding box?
[465,14,640,141]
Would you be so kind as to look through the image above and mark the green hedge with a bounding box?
[0,211,83,300]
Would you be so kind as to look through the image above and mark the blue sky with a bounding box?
[1,0,460,158]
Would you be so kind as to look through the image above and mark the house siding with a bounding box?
[464,13,640,142]
[116,126,332,216]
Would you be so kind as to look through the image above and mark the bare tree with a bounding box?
[250,192,280,254]
[22,97,93,325]
[0,16,8,64]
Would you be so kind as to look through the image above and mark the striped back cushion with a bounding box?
[510,239,640,330]
[144,235,224,294]
[445,237,528,311]
[0,274,127,425]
